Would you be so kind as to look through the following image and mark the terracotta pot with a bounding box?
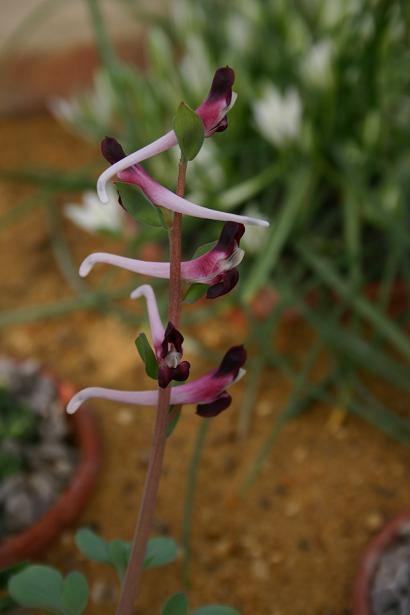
[0,378,100,567]
[352,505,410,614]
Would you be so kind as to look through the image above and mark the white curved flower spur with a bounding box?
[100,137,269,228]
[67,345,246,418]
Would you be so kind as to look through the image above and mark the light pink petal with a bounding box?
[97,130,177,203]
[66,386,158,414]
[130,284,164,351]
[119,166,270,228]
[79,252,170,279]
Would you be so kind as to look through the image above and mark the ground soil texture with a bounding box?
[1,114,410,615]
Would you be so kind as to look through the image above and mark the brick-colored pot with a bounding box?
[0,379,100,567]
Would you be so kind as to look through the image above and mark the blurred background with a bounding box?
[0,1,409,613]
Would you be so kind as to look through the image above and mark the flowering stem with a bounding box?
[115,160,187,615]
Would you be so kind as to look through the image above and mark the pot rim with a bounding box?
[352,504,410,614]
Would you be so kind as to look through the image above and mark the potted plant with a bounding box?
[0,356,100,567]
[353,505,410,614]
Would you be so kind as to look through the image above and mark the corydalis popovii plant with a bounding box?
[67,66,268,615]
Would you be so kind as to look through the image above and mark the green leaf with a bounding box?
[143,537,178,569]
[192,607,240,615]
[115,182,166,228]
[108,540,131,579]
[135,332,159,379]
[166,405,182,438]
[74,528,110,563]
[173,102,204,161]
[61,572,88,615]
[191,241,216,259]
[183,283,207,304]
[8,565,63,611]
[162,592,188,615]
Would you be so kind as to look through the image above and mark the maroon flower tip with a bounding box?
[173,361,191,381]
[197,391,232,417]
[208,66,235,105]
[215,222,245,252]
[101,137,127,164]
[158,361,191,389]
[214,117,228,133]
[215,345,247,379]
[161,322,184,358]
[207,269,239,299]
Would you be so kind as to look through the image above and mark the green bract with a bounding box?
[173,102,205,161]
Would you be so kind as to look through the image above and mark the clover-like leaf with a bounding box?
[75,528,109,563]
[108,540,131,579]
[8,565,63,612]
[61,571,88,615]
[162,592,189,615]
[173,102,204,161]
[143,536,178,569]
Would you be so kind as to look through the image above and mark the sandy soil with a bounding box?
[1,114,410,615]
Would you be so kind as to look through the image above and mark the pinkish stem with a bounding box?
[115,161,187,615]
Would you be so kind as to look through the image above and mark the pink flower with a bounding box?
[132,284,190,388]
[96,67,236,203]
[66,345,246,418]
[98,137,269,227]
[80,221,245,299]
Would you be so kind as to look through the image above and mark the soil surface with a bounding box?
[1,113,410,615]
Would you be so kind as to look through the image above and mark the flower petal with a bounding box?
[118,163,269,227]
[206,268,239,299]
[131,284,164,351]
[196,391,232,417]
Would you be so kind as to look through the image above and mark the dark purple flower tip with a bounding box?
[101,137,127,164]
[160,322,184,358]
[207,66,235,106]
[206,269,239,299]
[158,361,190,389]
[215,222,245,253]
[158,365,173,389]
[215,345,247,379]
[173,361,191,381]
[214,117,228,133]
[196,391,232,417]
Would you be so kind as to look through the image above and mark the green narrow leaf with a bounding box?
[183,283,208,304]
[61,572,88,615]
[166,405,182,438]
[108,540,131,579]
[173,102,204,161]
[74,528,110,563]
[115,181,166,228]
[135,332,159,379]
[162,592,188,615]
[143,537,178,569]
[8,565,63,611]
[192,607,240,615]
